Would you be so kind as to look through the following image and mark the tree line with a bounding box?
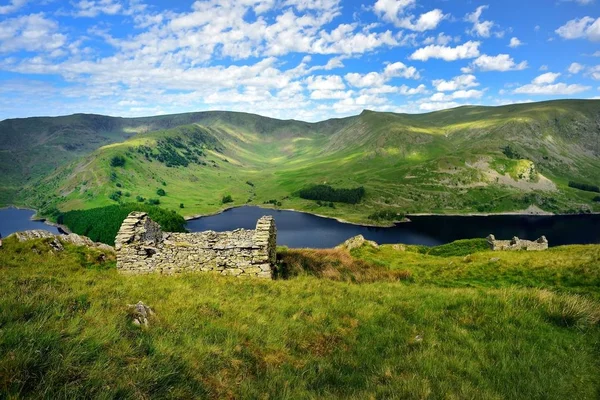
[297,184,365,204]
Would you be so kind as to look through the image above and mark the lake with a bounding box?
[2,205,599,249]
[187,206,600,248]
[0,207,61,237]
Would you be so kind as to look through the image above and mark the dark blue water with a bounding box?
[0,208,61,237]
[186,206,600,248]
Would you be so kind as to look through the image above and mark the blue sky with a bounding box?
[0,0,599,121]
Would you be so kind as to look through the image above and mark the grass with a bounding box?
[1,237,599,398]
[10,100,600,222]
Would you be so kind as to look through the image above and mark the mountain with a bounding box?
[3,99,600,223]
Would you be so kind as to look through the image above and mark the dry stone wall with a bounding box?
[115,212,276,278]
[486,234,548,251]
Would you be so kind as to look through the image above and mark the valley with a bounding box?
[2,100,600,225]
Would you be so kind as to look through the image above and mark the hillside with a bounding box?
[1,236,599,398]
[4,100,600,222]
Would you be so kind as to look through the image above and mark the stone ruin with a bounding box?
[115,212,276,278]
[486,234,548,251]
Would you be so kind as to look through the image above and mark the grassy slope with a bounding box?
[1,237,599,398]
[7,100,600,222]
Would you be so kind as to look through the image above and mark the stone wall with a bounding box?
[486,234,548,251]
[116,212,276,278]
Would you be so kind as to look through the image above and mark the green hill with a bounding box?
[1,236,599,398]
[3,100,600,222]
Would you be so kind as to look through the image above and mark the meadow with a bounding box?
[1,236,599,399]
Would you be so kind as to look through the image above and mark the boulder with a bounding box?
[127,301,155,327]
[336,235,378,251]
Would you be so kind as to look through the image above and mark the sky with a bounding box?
[0,0,599,122]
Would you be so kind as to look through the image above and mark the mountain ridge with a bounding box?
[2,99,600,223]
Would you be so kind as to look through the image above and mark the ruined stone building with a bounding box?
[115,212,276,278]
[486,234,548,251]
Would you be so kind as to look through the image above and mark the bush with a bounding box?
[180,203,185,208]
[593,196,600,202]
[136,195,145,203]
[264,199,282,206]
[298,184,365,204]
[222,194,233,204]
[156,188,166,196]
[59,203,186,245]
[147,198,160,205]
[568,181,600,193]
[246,181,255,187]
[110,155,126,167]
[502,145,521,160]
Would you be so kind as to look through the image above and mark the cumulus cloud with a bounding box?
[514,72,590,94]
[430,89,483,102]
[0,0,27,15]
[373,0,446,31]
[568,62,584,74]
[509,37,523,48]
[0,13,66,53]
[555,17,600,41]
[470,54,528,71]
[432,74,479,91]
[419,101,461,111]
[345,61,419,87]
[409,41,480,61]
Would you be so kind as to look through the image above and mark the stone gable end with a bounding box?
[115,212,276,278]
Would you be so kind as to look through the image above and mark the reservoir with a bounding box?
[187,206,600,248]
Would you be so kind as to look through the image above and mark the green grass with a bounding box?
[1,237,599,398]
[9,100,600,223]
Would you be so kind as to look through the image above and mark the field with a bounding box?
[4,100,600,224]
[1,236,599,399]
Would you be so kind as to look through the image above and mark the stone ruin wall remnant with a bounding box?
[486,234,548,251]
[115,212,276,278]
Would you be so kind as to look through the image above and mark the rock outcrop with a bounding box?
[115,212,276,278]
[486,234,548,251]
[8,230,115,253]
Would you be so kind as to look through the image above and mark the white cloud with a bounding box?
[409,41,480,61]
[432,74,479,91]
[422,32,453,46]
[0,0,27,15]
[514,73,591,94]
[0,13,66,53]
[470,54,528,71]
[588,65,600,80]
[555,17,600,41]
[345,61,419,87]
[373,0,446,31]
[398,84,427,95]
[305,75,345,90]
[509,37,523,48]
[532,72,560,85]
[465,5,499,38]
[568,62,584,74]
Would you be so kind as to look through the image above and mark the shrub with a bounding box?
[246,181,255,187]
[60,203,186,245]
[147,198,160,205]
[502,145,521,160]
[109,191,122,202]
[593,196,600,202]
[156,188,166,196]
[136,195,145,203]
[568,181,600,193]
[222,194,233,204]
[180,203,185,208]
[110,155,126,167]
[297,184,365,204]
